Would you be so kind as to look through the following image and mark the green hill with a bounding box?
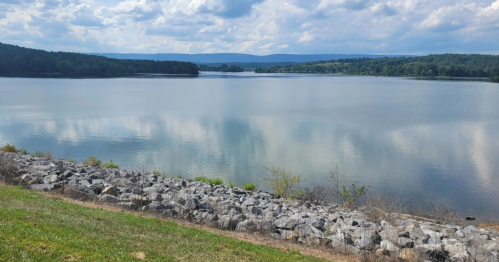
[0,42,199,78]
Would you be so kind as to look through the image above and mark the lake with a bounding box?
[1,72,498,221]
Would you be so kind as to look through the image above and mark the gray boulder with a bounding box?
[273,216,298,230]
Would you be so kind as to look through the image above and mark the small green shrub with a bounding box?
[83,156,102,167]
[341,183,368,209]
[67,159,76,163]
[1,144,20,153]
[33,151,46,157]
[172,174,183,179]
[152,170,161,176]
[19,148,29,155]
[194,176,208,183]
[102,159,119,169]
[194,176,224,186]
[45,151,53,159]
[32,151,52,159]
[264,166,303,199]
[226,181,235,187]
[244,182,256,191]
[209,178,224,185]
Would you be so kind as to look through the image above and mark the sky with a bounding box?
[0,0,498,55]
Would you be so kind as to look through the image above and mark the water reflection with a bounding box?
[0,75,498,220]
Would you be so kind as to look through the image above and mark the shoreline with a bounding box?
[1,151,498,261]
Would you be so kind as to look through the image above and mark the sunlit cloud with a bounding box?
[0,0,497,54]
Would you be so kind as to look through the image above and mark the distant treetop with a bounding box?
[198,63,244,72]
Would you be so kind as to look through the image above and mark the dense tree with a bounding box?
[0,42,199,78]
[198,63,244,72]
[491,68,499,82]
[256,54,499,82]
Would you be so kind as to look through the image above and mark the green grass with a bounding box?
[244,182,256,191]
[102,159,119,169]
[194,176,224,186]
[0,186,329,262]
[83,156,102,167]
[33,151,53,159]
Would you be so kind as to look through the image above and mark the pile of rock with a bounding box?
[2,152,498,262]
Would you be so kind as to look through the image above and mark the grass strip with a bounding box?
[0,186,330,262]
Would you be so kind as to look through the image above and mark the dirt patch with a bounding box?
[62,254,81,261]
[131,252,146,260]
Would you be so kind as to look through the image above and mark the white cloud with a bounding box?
[418,3,474,32]
[258,42,274,49]
[298,31,314,43]
[0,0,497,54]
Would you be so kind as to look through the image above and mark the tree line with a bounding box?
[198,63,244,72]
[255,54,499,82]
[0,42,199,78]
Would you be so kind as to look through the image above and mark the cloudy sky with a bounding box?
[0,0,498,55]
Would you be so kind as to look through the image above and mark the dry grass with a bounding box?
[364,194,404,224]
[0,153,20,185]
[478,222,499,231]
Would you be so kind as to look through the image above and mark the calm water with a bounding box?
[1,72,498,220]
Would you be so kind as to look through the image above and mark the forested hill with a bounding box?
[0,42,199,77]
[256,54,499,82]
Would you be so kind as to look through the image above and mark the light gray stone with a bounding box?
[379,227,399,243]
[99,194,119,203]
[445,242,469,260]
[101,186,119,197]
[380,240,399,252]
[30,184,53,191]
[295,224,324,238]
[273,216,298,229]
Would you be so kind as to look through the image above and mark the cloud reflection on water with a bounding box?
[0,76,498,220]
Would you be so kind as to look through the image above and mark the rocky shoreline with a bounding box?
[1,152,498,262]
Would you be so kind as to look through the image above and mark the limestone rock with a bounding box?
[380,240,399,252]
[101,186,119,197]
[273,216,298,229]
[99,194,119,203]
[445,242,469,260]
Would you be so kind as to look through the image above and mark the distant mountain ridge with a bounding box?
[86,53,415,64]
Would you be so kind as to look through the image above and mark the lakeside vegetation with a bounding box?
[199,63,244,72]
[255,54,499,82]
[0,186,327,262]
[3,146,499,261]
[0,42,199,78]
